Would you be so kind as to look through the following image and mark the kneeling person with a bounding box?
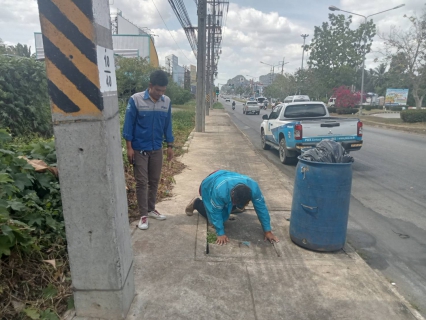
[186,170,279,245]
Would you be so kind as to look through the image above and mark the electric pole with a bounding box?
[196,0,207,132]
[206,13,211,116]
[36,0,134,318]
[301,34,309,70]
[210,0,216,108]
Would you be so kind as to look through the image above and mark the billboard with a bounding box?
[385,88,409,105]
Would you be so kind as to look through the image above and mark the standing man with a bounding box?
[123,70,174,230]
[185,170,279,245]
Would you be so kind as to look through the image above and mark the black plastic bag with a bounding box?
[300,139,354,163]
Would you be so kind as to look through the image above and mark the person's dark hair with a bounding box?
[232,184,252,205]
[150,70,169,86]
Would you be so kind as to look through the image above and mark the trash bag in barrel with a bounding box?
[300,139,353,163]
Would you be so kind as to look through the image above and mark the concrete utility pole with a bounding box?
[196,0,207,132]
[36,0,134,319]
[206,13,211,116]
[210,0,216,109]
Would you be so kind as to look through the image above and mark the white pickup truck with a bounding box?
[260,101,363,164]
[243,101,260,115]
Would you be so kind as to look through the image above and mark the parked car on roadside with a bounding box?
[260,101,363,164]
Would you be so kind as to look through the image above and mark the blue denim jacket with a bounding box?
[122,90,174,151]
[200,170,271,236]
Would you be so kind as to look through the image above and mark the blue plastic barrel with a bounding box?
[289,158,353,251]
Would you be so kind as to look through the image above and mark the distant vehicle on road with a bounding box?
[283,95,310,105]
[260,101,363,164]
[225,98,231,102]
[328,97,336,107]
[243,101,260,115]
[256,97,267,109]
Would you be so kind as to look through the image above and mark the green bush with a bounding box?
[327,107,336,113]
[400,109,426,123]
[0,129,69,319]
[384,105,404,111]
[0,56,52,137]
[166,80,193,105]
[0,130,63,257]
[337,107,359,114]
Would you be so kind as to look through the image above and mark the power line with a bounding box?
[150,0,192,64]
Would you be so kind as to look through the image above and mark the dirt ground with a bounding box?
[125,154,187,223]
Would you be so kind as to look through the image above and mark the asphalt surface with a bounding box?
[221,97,426,317]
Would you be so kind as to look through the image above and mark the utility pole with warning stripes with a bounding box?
[196,0,207,132]
[37,1,134,319]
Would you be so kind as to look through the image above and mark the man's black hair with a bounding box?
[232,184,252,205]
[150,70,169,86]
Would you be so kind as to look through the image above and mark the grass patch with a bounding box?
[213,102,224,109]
[207,231,217,244]
[331,112,426,134]
[173,99,196,111]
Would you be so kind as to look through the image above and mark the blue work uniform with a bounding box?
[199,170,271,236]
[122,89,174,151]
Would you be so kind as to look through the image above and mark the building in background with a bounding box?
[165,54,186,88]
[34,10,159,67]
[259,73,276,87]
[190,65,197,94]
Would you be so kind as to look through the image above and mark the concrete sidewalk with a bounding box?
[126,109,422,320]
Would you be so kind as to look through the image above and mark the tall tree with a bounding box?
[369,63,388,95]
[381,12,426,109]
[0,38,6,54]
[5,43,32,57]
[308,14,376,90]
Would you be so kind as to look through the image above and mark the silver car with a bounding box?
[243,101,260,115]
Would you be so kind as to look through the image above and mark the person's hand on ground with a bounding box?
[264,231,279,243]
[216,235,229,245]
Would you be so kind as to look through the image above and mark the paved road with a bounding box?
[220,98,426,317]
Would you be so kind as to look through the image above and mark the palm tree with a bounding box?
[370,63,388,94]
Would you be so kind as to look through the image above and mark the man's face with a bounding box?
[149,84,167,100]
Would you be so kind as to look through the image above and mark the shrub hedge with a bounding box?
[0,56,52,137]
[363,105,382,111]
[400,109,426,123]
[336,108,359,114]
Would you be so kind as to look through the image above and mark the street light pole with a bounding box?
[246,75,258,96]
[328,4,405,115]
[301,34,309,71]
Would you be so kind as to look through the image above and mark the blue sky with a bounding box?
[1,0,422,87]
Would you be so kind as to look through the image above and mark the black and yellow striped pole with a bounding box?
[37,1,134,318]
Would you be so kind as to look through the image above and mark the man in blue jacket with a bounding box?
[185,170,279,245]
[123,70,174,230]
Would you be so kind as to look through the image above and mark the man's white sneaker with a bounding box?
[148,209,166,220]
[138,216,149,230]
